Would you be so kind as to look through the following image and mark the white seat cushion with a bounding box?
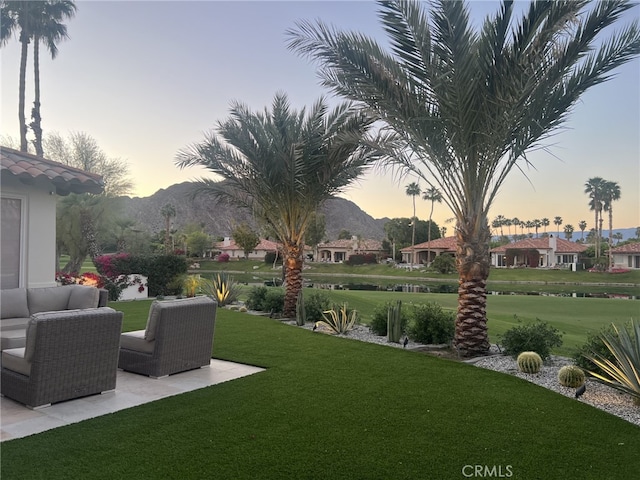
[120,330,155,354]
[1,347,31,376]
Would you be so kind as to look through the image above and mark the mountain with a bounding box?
[119,182,388,241]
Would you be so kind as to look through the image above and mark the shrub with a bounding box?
[183,275,201,298]
[583,320,640,405]
[304,290,332,323]
[407,302,455,344]
[517,351,542,374]
[261,289,285,315]
[316,303,358,334]
[430,254,456,274]
[200,272,242,306]
[369,301,409,336]
[264,252,282,265]
[245,286,269,311]
[143,254,189,297]
[558,365,585,388]
[500,317,563,359]
[574,324,618,376]
[217,253,230,263]
[345,253,377,266]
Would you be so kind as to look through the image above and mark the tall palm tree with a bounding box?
[585,177,606,258]
[423,186,442,264]
[160,204,176,254]
[405,181,421,266]
[29,1,76,156]
[554,216,563,237]
[175,92,378,317]
[564,224,575,241]
[578,220,588,241]
[289,0,640,355]
[602,180,621,268]
[541,218,550,235]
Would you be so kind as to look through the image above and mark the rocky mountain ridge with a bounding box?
[120,182,388,241]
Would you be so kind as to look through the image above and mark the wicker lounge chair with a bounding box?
[0,308,123,409]
[118,296,217,378]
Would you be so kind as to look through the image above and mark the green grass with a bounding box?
[1,304,638,479]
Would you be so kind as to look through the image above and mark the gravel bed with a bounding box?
[282,319,640,427]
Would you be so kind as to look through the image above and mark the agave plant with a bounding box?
[584,320,640,405]
[315,303,358,335]
[200,272,241,307]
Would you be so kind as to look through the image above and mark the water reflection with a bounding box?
[308,282,638,300]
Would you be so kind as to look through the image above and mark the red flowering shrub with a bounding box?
[217,253,230,263]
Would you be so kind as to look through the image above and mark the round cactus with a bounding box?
[517,351,543,374]
[558,365,585,388]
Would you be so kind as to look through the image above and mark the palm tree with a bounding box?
[423,186,442,264]
[585,177,606,258]
[405,181,421,267]
[553,217,563,237]
[493,215,506,238]
[160,204,176,254]
[29,1,76,157]
[289,0,640,355]
[541,218,550,235]
[602,180,621,268]
[578,220,588,241]
[564,224,575,241]
[613,232,623,244]
[175,92,378,318]
[1,1,76,154]
[504,218,513,240]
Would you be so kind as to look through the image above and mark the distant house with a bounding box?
[1,147,103,289]
[610,242,640,269]
[211,237,280,260]
[400,236,457,265]
[490,236,587,268]
[317,237,384,263]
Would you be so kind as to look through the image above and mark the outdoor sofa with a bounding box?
[1,307,123,409]
[0,285,108,350]
[119,296,217,378]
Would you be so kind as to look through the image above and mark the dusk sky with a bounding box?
[1,0,639,233]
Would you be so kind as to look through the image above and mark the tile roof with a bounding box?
[400,236,457,253]
[491,237,587,253]
[1,146,104,195]
[611,242,640,254]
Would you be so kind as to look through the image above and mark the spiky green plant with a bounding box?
[517,351,542,374]
[315,303,357,334]
[583,320,640,405]
[200,272,241,307]
[183,274,201,298]
[558,365,585,388]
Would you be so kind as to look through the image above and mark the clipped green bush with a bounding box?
[245,286,269,311]
[304,290,332,323]
[262,289,285,315]
[517,351,542,374]
[369,301,409,336]
[574,324,618,376]
[558,365,585,388]
[430,254,456,274]
[407,302,455,344]
[500,318,563,359]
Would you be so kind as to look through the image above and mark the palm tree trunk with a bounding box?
[427,202,434,264]
[454,218,491,357]
[594,209,599,258]
[18,33,29,152]
[608,207,613,269]
[283,242,303,318]
[31,36,43,157]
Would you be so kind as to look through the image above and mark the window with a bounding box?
[1,197,23,289]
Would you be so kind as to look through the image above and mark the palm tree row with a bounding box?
[491,216,592,241]
[585,177,621,264]
[1,0,76,155]
[404,182,443,266]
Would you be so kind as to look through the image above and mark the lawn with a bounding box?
[1,296,638,480]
